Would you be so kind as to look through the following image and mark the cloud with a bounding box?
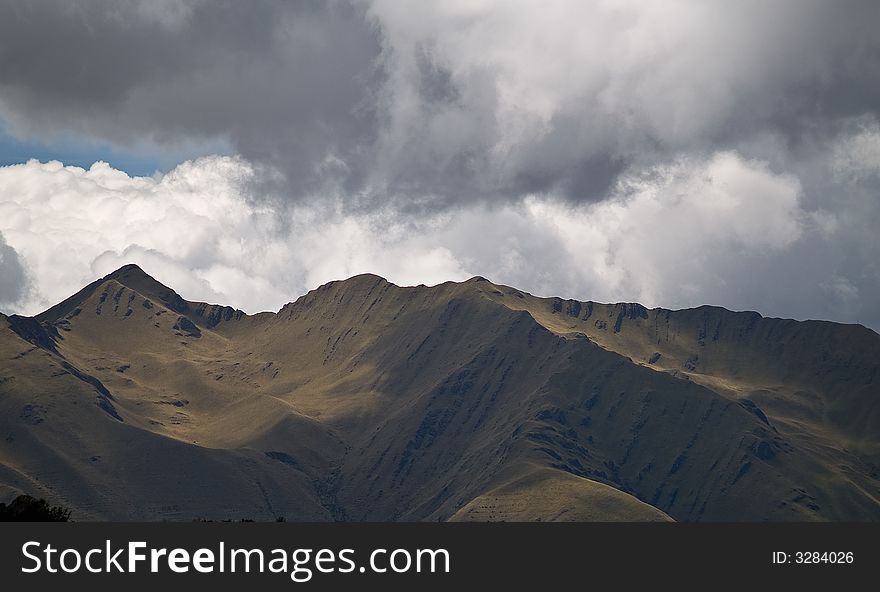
[1,1,879,209]
[365,0,880,207]
[515,152,807,305]
[0,157,472,315]
[0,230,27,308]
[832,117,880,181]
[0,0,382,199]
[2,153,875,329]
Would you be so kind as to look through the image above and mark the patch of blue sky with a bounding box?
[0,124,232,177]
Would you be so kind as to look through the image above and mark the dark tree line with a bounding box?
[0,494,71,521]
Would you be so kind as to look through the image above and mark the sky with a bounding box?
[0,0,878,329]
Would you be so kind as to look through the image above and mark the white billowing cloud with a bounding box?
[514,152,808,308]
[0,157,267,312]
[0,157,473,315]
[0,152,853,327]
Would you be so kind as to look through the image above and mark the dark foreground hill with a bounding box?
[0,265,877,521]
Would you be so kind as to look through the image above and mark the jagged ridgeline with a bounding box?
[0,265,877,521]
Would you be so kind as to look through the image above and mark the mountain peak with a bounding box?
[308,273,390,296]
[36,264,184,323]
[106,263,150,280]
[101,263,178,302]
[346,272,389,284]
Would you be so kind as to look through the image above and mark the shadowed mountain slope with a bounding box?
[1,265,877,521]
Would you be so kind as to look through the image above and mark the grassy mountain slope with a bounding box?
[0,265,877,521]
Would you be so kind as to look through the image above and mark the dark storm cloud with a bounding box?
[1,0,879,209]
[363,0,880,208]
[0,0,383,199]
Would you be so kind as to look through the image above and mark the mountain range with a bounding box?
[0,264,877,521]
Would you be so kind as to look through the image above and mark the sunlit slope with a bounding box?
[218,274,879,521]
[477,284,879,487]
[0,318,338,520]
[478,285,878,443]
[450,466,672,522]
[1,271,344,520]
[1,265,877,521]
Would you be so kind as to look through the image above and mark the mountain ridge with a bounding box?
[35,263,879,333]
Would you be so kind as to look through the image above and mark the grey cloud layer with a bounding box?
[0,0,382,198]
[0,231,27,306]
[1,0,878,207]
